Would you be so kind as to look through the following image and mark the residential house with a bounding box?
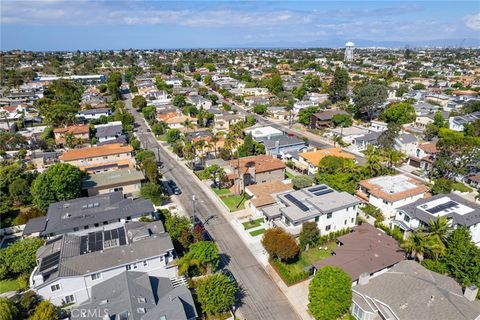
[261,184,360,236]
[425,93,451,107]
[408,141,438,171]
[392,193,480,246]
[394,133,418,158]
[59,144,135,174]
[310,110,349,129]
[227,155,286,192]
[352,131,382,152]
[30,220,177,306]
[449,111,480,132]
[298,148,355,175]
[369,120,388,132]
[293,100,316,115]
[77,108,111,121]
[53,124,90,146]
[351,260,480,320]
[76,271,197,320]
[244,96,269,107]
[306,93,329,104]
[95,121,126,145]
[186,94,213,110]
[357,174,429,219]
[260,135,308,157]
[165,77,182,86]
[267,106,290,120]
[245,180,293,215]
[312,224,405,283]
[82,169,145,198]
[245,126,283,141]
[213,113,243,131]
[0,105,25,130]
[466,174,480,190]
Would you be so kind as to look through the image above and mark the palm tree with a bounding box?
[365,145,383,176]
[183,119,194,133]
[383,147,405,169]
[423,217,452,244]
[211,133,220,158]
[401,232,430,262]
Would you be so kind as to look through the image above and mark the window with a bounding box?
[103,156,108,160]
[133,263,138,269]
[326,212,332,219]
[346,207,349,211]
[325,225,331,231]
[404,215,410,222]
[73,227,79,232]
[84,225,89,230]
[351,218,354,223]
[126,264,131,271]
[314,216,319,222]
[143,260,147,267]
[137,308,146,314]
[50,284,60,292]
[138,297,146,303]
[94,223,99,227]
[159,256,164,262]
[91,272,102,281]
[65,295,75,304]
[345,220,347,225]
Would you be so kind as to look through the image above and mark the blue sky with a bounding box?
[1,1,479,50]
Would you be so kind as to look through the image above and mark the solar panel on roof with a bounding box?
[427,201,458,214]
[313,189,334,196]
[285,194,309,212]
[308,185,327,193]
[39,251,60,272]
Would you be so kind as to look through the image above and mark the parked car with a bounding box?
[168,180,181,195]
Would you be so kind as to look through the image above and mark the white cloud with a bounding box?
[464,13,480,30]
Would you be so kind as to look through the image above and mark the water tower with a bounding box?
[345,41,354,62]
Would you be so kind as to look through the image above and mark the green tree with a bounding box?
[253,104,267,115]
[164,212,191,241]
[261,228,299,261]
[178,241,219,275]
[195,273,236,316]
[308,266,352,320]
[142,105,156,122]
[31,163,83,212]
[262,74,284,94]
[299,221,320,251]
[328,68,349,102]
[8,178,30,204]
[298,106,320,126]
[29,300,58,320]
[401,233,445,262]
[107,71,122,100]
[173,94,186,108]
[331,114,353,128]
[132,95,147,111]
[0,238,44,280]
[140,183,163,205]
[424,217,452,244]
[444,227,480,291]
[431,178,454,195]
[380,102,416,125]
[413,83,426,90]
[166,129,182,144]
[204,74,213,86]
[354,84,388,121]
[316,156,359,194]
[0,297,18,320]
[291,175,314,189]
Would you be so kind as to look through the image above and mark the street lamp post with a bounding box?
[192,194,196,224]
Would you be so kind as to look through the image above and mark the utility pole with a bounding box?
[192,194,196,224]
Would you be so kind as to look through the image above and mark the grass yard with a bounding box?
[0,279,19,294]
[285,171,294,179]
[242,218,264,230]
[271,242,336,285]
[452,182,473,193]
[250,228,266,237]
[212,188,231,196]
[222,194,247,212]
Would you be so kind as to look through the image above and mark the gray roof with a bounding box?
[397,193,480,227]
[354,131,381,144]
[451,111,480,126]
[96,136,127,146]
[42,192,155,235]
[35,221,174,285]
[95,124,123,138]
[82,169,145,189]
[353,260,480,320]
[396,133,418,145]
[79,108,111,115]
[261,184,360,224]
[78,271,197,320]
[23,216,47,236]
[261,135,306,149]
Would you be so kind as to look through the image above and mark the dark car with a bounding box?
[168,180,181,195]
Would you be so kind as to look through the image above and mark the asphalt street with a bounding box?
[124,94,301,320]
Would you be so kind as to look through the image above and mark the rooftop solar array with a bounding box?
[80,227,126,255]
[313,189,333,196]
[285,194,309,212]
[39,251,60,272]
[426,201,458,214]
[308,185,328,193]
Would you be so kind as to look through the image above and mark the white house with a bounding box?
[261,184,360,236]
[293,100,316,115]
[165,77,182,86]
[77,108,111,120]
[394,133,418,157]
[392,193,480,246]
[30,220,178,306]
[449,111,480,132]
[357,174,429,219]
[244,126,283,141]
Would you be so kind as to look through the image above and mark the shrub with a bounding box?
[421,259,448,274]
[270,258,309,286]
[262,228,300,261]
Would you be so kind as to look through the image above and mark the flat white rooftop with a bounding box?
[418,196,474,217]
[368,175,418,194]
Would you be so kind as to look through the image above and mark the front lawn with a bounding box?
[270,242,336,286]
[212,188,231,196]
[250,228,266,237]
[452,182,473,193]
[285,171,294,179]
[222,194,247,212]
[242,218,264,230]
[0,279,20,294]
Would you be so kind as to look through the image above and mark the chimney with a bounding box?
[464,285,478,302]
[358,272,370,285]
